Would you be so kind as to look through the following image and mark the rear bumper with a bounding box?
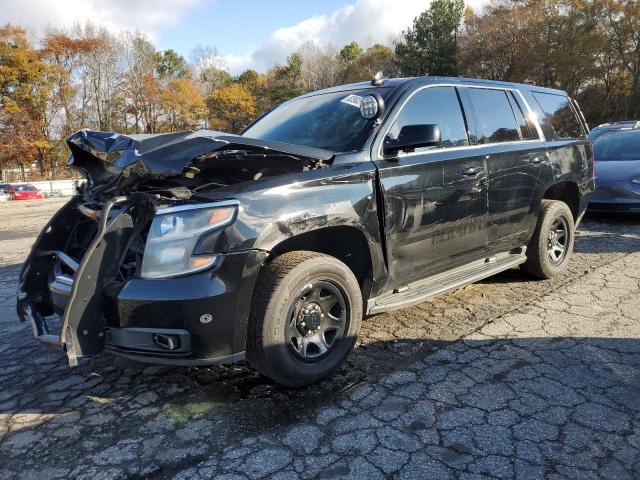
[589,182,640,212]
[17,196,267,367]
[588,202,640,213]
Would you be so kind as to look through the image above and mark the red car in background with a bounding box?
[8,184,44,200]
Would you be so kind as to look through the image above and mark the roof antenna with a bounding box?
[371,70,385,86]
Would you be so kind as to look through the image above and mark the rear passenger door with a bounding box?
[374,86,489,288]
[461,87,546,253]
[526,90,591,184]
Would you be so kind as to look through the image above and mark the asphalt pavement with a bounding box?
[1,199,639,479]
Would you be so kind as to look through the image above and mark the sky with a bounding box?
[1,0,488,75]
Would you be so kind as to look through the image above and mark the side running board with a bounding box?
[367,248,527,315]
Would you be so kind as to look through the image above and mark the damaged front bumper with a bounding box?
[17,197,266,367]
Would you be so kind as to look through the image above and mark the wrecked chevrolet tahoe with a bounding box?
[17,76,594,386]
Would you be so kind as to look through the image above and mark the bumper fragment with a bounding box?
[18,194,267,366]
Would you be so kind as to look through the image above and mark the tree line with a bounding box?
[1,0,638,180]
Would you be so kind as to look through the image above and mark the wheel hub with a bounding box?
[547,215,569,265]
[286,281,348,363]
[296,302,324,336]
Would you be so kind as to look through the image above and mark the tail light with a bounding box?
[586,140,595,179]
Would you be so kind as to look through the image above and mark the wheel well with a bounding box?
[269,226,373,292]
[542,182,580,221]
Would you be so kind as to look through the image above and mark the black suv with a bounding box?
[18,76,594,386]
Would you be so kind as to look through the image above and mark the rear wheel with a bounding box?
[246,251,363,387]
[521,199,575,279]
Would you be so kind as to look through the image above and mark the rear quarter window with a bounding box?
[531,92,584,140]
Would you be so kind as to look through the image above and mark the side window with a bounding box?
[531,92,584,140]
[388,86,469,151]
[507,92,537,140]
[467,88,520,144]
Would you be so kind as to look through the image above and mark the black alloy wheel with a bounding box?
[285,281,349,363]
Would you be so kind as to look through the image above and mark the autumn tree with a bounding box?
[343,44,398,83]
[297,41,342,92]
[267,53,303,104]
[122,33,164,133]
[456,0,637,124]
[339,41,363,65]
[156,49,190,79]
[2,0,640,180]
[189,44,229,125]
[606,0,640,118]
[0,25,53,178]
[42,33,100,132]
[237,69,269,113]
[162,78,206,131]
[458,3,539,82]
[395,0,465,76]
[209,83,256,133]
[70,24,125,131]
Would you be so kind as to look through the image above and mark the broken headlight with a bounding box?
[140,202,237,279]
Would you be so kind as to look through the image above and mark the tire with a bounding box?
[521,199,575,279]
[246,251,363,387]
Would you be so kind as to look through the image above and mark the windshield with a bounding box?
[243,89,389,152]
[15,185,36,191]
[594,131,640,161]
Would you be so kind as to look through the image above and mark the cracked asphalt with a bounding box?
[1,198,640,479]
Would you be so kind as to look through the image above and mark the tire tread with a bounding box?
[246,250,332,384]
[522,199,574,279]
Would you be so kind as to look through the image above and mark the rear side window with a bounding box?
[467,88,520,144]
[389,86,469,151]
[531,92,584,140]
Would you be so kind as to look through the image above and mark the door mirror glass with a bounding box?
[384,124,441,154]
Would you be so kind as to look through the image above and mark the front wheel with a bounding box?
[521,199,575,279]
[246,251,363,387]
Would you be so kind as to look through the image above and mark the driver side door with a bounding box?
[374,85,489,289]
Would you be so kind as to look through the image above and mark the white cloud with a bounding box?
[222,0,487,74]
[0,0,210,41]
[1,0,487,72]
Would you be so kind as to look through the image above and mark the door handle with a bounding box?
[462,166,481,176]
[529,156,544,164]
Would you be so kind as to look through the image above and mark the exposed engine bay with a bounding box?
[17,129,334,365]
[65,129,333,282]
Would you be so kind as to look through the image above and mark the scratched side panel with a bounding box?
[196,161,388,296]
[376,149,489,290]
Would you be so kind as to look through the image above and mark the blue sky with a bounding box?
[3,0,486,74]
[157,0,351,58]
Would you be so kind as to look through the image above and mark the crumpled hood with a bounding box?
[66,129,335,184]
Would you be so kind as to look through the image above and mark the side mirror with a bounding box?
[384,124,441,154]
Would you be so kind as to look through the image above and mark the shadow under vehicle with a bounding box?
[17,75,594,386]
